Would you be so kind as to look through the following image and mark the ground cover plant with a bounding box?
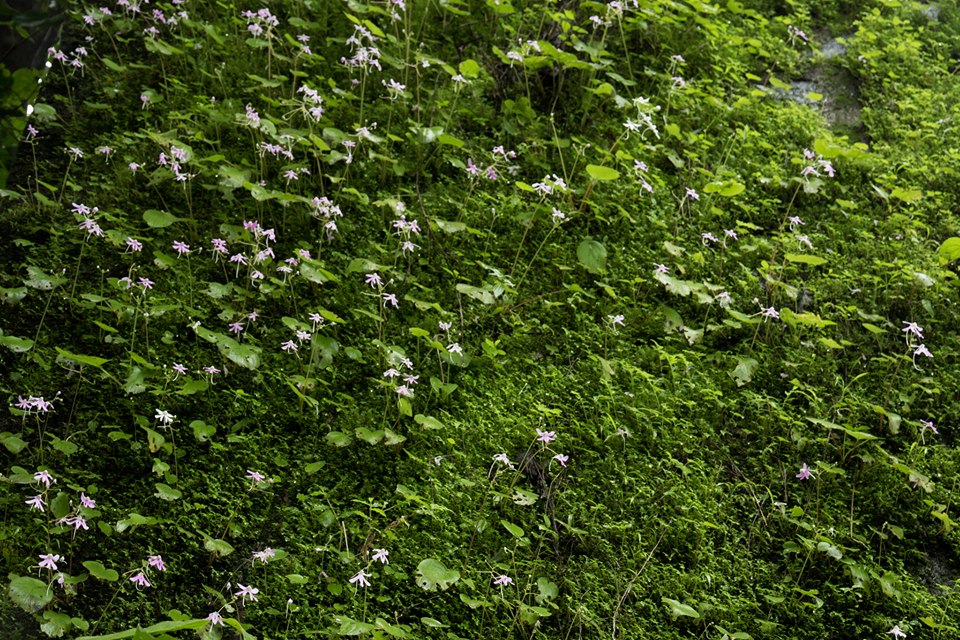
[3,0,960,638]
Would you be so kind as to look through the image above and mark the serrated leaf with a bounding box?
[326,431,352,447]
[458,58,481,77]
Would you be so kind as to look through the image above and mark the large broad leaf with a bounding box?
[415,558,460,591]
[577,238,607,274]
[585,164,620,181]
[82,561,119,582]
[0,335,34,352]
[937,237,960,265]
[9,576,53,612]
[142,209,180,228]
[216,336,261,370]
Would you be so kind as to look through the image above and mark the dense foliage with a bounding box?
[3,0,960,638]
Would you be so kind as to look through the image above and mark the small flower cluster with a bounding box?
[296,84,325,123]
[14,395,54,413]
[390,201,421,254]
[341,24,381,72]
[72,201,103,238]
[801,148,835,179]
[311,196,343,239]
[532,173,568,197]
[383,353,418,397]
[902,321,934,368]
[241,7,279,38]
[623,96,660,139]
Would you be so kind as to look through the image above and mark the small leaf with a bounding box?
[501,520,524,538]
[585,164,620,181]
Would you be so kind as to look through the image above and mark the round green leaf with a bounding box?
[577,238,607,274]
[9,576,53,612]
[143,209,180,228]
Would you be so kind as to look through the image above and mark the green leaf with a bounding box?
[326,431,353,447]
[414,414,444,430]
[535,577,559,603]
[9,576,53,612]
[217,337,261,370]
[1,432,28,453]
[286,574,309,584]
[154,483,182,501]
[41,610,74,637]
[24,266,66,290]
[662,597,700,620]
[191,420,216,442]
[731,357,758,386]
[55,348,109,368]
[356,427,385,444]
[142,209,180,228]
[785,253,827,266]
[0,335,34,352]
[76,618,208,640]
[937,237,960,264]
[501,519,524,538]
[204,538,235,557]
[577,238,607,274]
[336,616,374,635]
[82,561,119,582]
[415,558,460,591]
[420,617,447,628]
[458,59,481,77]
[177,378,209,396]
[585,164,620,181]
